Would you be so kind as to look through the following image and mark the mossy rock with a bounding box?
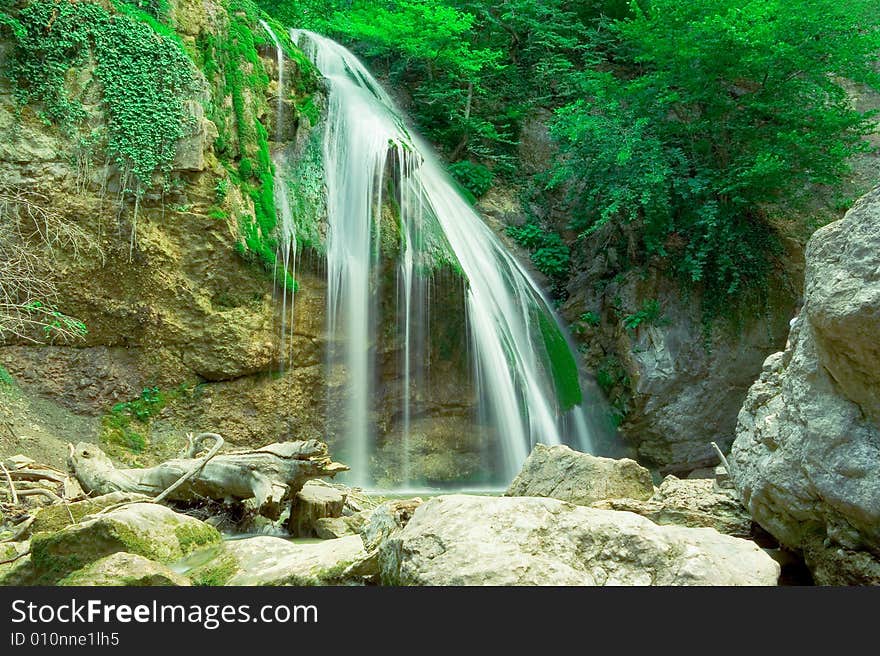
[0,541,30,581]
[58,552,191,586]
[24,503,220,585]
[28,492,150,537]
[188,535,367,586]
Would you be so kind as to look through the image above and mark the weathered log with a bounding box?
[68,439,349,519]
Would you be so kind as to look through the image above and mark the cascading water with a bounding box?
[277,30,600,490]
[259,20,297,369]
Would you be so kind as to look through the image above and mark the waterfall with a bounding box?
[259,20,297,371]
[286,30,597,489]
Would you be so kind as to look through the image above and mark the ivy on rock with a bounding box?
[0,0,197,191]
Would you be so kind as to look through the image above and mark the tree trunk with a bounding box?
[67,440,348,519]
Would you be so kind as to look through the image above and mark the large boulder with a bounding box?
[378,495,778,586]
[505,444,654,505]
[28,492,150,536]
[730,188,880,584]
[3,503,220,585]
[188,535,367,586]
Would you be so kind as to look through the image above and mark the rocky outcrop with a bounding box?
[562,263,797,472]
[0,0,331,457]
[378,495,779,586]
[505,443,654,504]
[592,475,753,538]
[730,188,880,584]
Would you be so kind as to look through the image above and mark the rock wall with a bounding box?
[730,188,880,584]
[0,0,330,451]
[562,262,798,472]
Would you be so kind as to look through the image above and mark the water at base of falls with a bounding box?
[262,25,607,489]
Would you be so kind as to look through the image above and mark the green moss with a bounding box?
[194,0,315,287]
[174,523,220,555]
[0,365,13,386]
[29,512,220,584]
[281,127,326,253]
[536,308,582,411]
[188,551,239,586]
[595,355,631,427]
[99,384,194,461]
[295,94,320,126]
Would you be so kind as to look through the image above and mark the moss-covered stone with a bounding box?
[187,535,367,586]
[0,541,29,581]
[58,552,192,586]
[188,551,239,586]
[27,503,220,584]
[29,492,150,537]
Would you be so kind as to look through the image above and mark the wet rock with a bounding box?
[505,444,654,505]
[379,495,779,586]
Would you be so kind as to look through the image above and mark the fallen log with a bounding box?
[67,439,349,519]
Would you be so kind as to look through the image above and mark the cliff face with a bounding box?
[561,262,797,473]
[0,0,329,463]
[730,188,880,585]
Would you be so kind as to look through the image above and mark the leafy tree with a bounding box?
[550,0,880,318]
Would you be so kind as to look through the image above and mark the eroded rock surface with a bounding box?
[379,495,778,586]
[731,188,880,584]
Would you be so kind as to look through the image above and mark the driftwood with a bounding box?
[68,439,349,519]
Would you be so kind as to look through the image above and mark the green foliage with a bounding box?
[1,0,197,191]
[622,299,663,332]
[550,0,880,320]
[572,311,600,334]
[448,160,493,200]
[594,355,629,427]
[0,366,13,386]
[102,386,165,453]
[122,0,170,20]
[112,386,166,422]
[295,94,320,126]
[22,300,88,341]
[196,0,316,286]
[214,178,230,203]
[507,222,570,280]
